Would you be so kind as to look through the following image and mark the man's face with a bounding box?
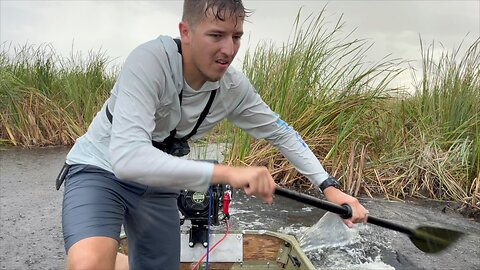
[181,10,244,87]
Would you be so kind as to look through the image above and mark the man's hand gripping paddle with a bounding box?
[274,186,464,253]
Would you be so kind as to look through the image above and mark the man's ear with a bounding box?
[179,21,190,44]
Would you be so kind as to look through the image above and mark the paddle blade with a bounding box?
[410,226,464,253]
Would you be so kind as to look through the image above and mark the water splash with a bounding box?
[298,212,360,252]
[293,212,395,270]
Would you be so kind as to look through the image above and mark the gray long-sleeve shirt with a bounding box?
[66,35,329,191]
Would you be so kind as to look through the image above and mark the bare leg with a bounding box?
[67,236,119,270]
[115,252,129,270]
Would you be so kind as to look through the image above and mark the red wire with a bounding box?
[191,219,230,270]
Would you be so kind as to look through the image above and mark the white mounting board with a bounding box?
[180,233,243,263]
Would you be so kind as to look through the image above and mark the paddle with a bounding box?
[274,186,464,254]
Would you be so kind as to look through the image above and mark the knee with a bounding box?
[67,237,117,270]
[68,253,111,270]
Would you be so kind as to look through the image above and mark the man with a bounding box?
[61,0,369,269]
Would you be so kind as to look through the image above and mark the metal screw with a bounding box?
[189,242,194,247]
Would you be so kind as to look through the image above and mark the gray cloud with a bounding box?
[1,0,478,91]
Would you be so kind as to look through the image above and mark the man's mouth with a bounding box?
[216,59,229,66]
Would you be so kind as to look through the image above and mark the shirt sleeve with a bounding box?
[108,42,213,191]
[226,76,330,186]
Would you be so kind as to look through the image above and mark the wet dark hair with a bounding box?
[182,0,251,27]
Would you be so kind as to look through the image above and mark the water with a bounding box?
[226,189,479,270]
[228,191,402,269]
[298,212,360,252]
[295,212,395,269]
[1,147,479,270]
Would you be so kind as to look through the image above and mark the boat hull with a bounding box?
[119,230,315,270]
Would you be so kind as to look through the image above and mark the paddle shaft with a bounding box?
[274,187,414,236]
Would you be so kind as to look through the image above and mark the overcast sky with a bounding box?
[1,0,479,91]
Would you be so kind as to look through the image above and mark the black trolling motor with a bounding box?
[177,161,231,248]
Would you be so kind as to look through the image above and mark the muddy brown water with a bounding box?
[1,147,479,269]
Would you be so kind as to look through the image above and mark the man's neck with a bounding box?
[181,49,205,90]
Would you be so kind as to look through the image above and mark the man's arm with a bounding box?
[226,73,368,224]
[212,164,276,204]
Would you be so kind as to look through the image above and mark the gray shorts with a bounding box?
[62,164,180,269]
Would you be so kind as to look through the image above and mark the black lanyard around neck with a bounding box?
[106,38,218,142]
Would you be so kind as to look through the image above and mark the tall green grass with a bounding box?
[0,10,478,208]
[0,42,116,146]
[398,37,480,203]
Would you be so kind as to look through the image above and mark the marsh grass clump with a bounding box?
[397,38,480,206]
[0,42,116,146]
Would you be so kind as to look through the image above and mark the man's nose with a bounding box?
[220,37,235,56]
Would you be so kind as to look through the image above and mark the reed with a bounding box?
[0,42,116,146]
[395,37,480,205]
